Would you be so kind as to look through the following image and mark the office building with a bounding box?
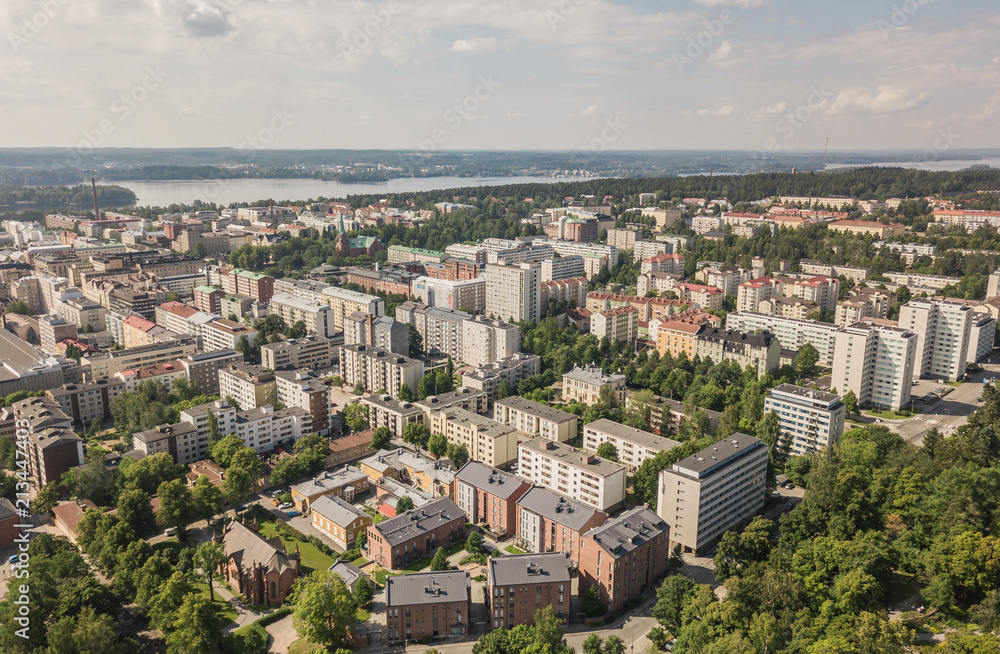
[898,298,973,381]
[764,384,845,456]
[578,508,669,613]
[488,553,572,628]
[582,419,681,473]
[493,396,577,443]
[517,438,627,512]
[385,570,471,641]
[657,433,767,554]
[831,321,917,411]
[484,262,541,324]
[340,344,423,399]
[455,461,531,537]
[81,338,199,380]
[0,330,66,397]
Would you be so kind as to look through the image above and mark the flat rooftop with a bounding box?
[519,437,626,477]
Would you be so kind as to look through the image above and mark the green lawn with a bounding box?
[288,637,324,654]
[351,556,369,567]
[867,407,922,419]
[373,566,402,586]
[191,580,239,626]
[152,538,188,559]
[357,607,371,622]
[401,540,466,572]
[259,523,336,574]
[504,544,526,555]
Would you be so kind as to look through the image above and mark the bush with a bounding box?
[275,521,308,542]
[308,535,334,556]
[257,607,293,627]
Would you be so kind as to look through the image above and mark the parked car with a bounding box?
[783,481,795,490]
[8,555,18,564]
[279,502,293,510]
[288,510,302,518]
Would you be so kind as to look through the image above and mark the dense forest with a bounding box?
[0,184,137,210]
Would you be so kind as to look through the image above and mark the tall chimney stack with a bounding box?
[92,177,100,220]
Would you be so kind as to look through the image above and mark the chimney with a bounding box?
[92,177,100,220]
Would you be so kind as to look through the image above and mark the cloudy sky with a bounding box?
[1,0,997,153]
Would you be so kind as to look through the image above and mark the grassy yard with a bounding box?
[504,544,526,555]
[288,637,324,654]
[373,566,402,586]
[400,540,466,572]
[191,580,239,626]
[867,407,922,419]
[259,523,335,574]
[152,538,188,559]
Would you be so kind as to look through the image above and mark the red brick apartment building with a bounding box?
[579,507,669,613]
[363,497,466,571]
[487,552,572,628]
[454,461,531,537]
[386,570,471,641]
[515,486,607,565]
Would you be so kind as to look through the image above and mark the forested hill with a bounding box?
[0,184,137,210]
[346,168,1000,208]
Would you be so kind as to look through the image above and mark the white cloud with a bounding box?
[683,105,736,116]
[829,86,932,115]
[761,101,787,115]
[972,91,1000,123]
[580,104,600,116]
[451,37,503,54]
[694,0,766,8]
[708,41,732,62]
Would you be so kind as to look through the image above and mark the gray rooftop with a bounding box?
[133,422,198,445]
[495,396,577,424]
[671,432,767,479]
[292,466,367,497]
[488,552,571,587]
[310,494,368,527]
[516,486,605,531]
[454,462,528,500]
[441,408,516,439]
[329,560,366,587]
[519,437,627,478]
[585,418,681,452]
[563,365,626,386]
[386,570,470,607]
[372,497,464,547]
[584,507,668,558]
[768,383,842,408]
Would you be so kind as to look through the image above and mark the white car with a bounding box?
[278,502,293,510]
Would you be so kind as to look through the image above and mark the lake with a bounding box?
[111,176,600,207]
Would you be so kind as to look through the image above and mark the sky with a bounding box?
[1,0,998,154]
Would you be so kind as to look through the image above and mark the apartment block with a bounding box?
[561,365,626,405]
[641,253,685,276]
[578,508,670,613]
[828,220,904,238]
[725,312,841,366]
[484,262,542,324]
[321,286,385,331]
[133,423,203,465]
[24,427,84,488]
[270,293,336,338]
[202,319,259,351]
[193,285,225,313]
[969,313,996,363]
[340,344,423,399]
[218,363,277,410]
[695,266,752,296]
[764,384,845,456]
[591,306,640,343]
[693,327,780,378]
[395,302,470,361]
[444,244,487,264]
[675,283,725,310]
[517,438,627,513]
[57,298,107,332]
[385,570,471,641]
[488,552,572,628]
[657,433,767,554]
[115,361,187,394]
[275,369,332,433]
[360,395,426,437]
[461,316,521,367]
[415,387,489,422]
[540,256,586,282]
[605,229,638,250]
[260,336,335,372]
[365,497,466,571]
[433,408,519,469]
[218,268,274,303]
[344,312,409,356]
[831,320,917,411]
[413,276,486,313]
[540,276,588,315]
[515,487,607,564]
[460,353,542,402]
[493,396,577,443]
[177,349,244,395]
[582,418,681,474]
[81,338,199,379]
[898,298,972,381]
[455,461,531,537]
[45,379,125,429]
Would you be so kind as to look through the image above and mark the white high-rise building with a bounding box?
[764,384,846,456]
[461,316,520,367]
[831,320,918,411]
[484,262,541,324]
[897,299,972,381]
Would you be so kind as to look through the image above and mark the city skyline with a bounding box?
[1,0,997,152]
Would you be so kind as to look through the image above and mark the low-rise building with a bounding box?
[454,462,531,537]
[579,507,670,613]
[291,466,370,511]
[385,570,471,641]
[261,336,336,372]
[657,433,767,553]
[764,384,845,456]
[693,327,781,378]
[460,353,542,402]
[326,431,378,468]
[492,396,577,443]
[488,552,572,628]
[311,494,372,550]
[219,521,302,605]
[515,486,607,564]
[364,497,466,570]
[582,419,681,473]
[517,438,627,512]
[561,365,626,405]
